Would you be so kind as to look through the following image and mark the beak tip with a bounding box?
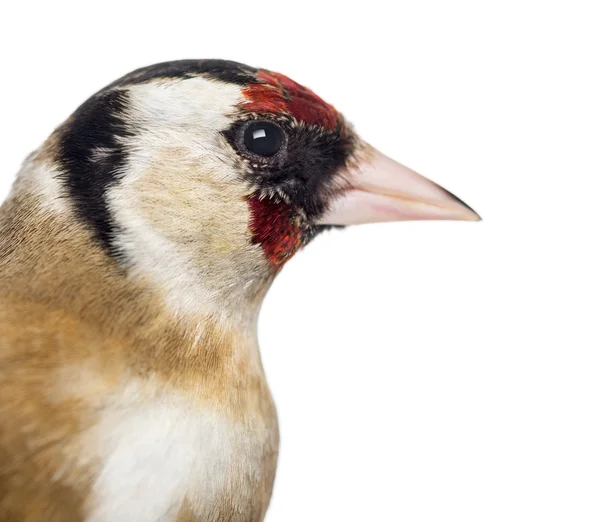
[435,184,481,222]
[466,209,483,222]
[469,208,483,222]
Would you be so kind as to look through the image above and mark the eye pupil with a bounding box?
[243,122,283,157]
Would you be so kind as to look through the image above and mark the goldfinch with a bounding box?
[0,60,479,522]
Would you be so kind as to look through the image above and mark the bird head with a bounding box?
[41,60,478,318]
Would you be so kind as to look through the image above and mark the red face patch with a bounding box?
[247,195,303,268]
[242,70,339,130]
[243,70,341,268]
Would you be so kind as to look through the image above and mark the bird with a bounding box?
[0,59,479,522]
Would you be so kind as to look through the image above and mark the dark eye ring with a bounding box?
[241,121,286,158]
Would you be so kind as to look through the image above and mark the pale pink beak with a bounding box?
[318,147,481,225]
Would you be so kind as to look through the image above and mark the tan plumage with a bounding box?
[0,162,278,522]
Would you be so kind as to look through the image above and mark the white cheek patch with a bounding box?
[107,186,221,313]
[106,77,258,318]
[86,380,235,522]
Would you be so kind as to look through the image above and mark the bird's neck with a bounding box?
[0,160,271,371]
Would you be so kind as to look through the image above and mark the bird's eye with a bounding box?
[243,121,284,157]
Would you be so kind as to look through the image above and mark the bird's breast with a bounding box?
[83,376,278,522]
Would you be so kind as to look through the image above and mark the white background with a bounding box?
[1,1,599,520]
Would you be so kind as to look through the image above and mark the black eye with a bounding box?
[243,121,284,157]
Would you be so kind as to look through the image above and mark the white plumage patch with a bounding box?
[122,76,244,173]
[86,380,235,522]
[12,156,70,214]
[106,76,266,319]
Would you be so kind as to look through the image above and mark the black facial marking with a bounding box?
[56,89,132,256]
[105,59,258,90]
[224,117,356,220]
